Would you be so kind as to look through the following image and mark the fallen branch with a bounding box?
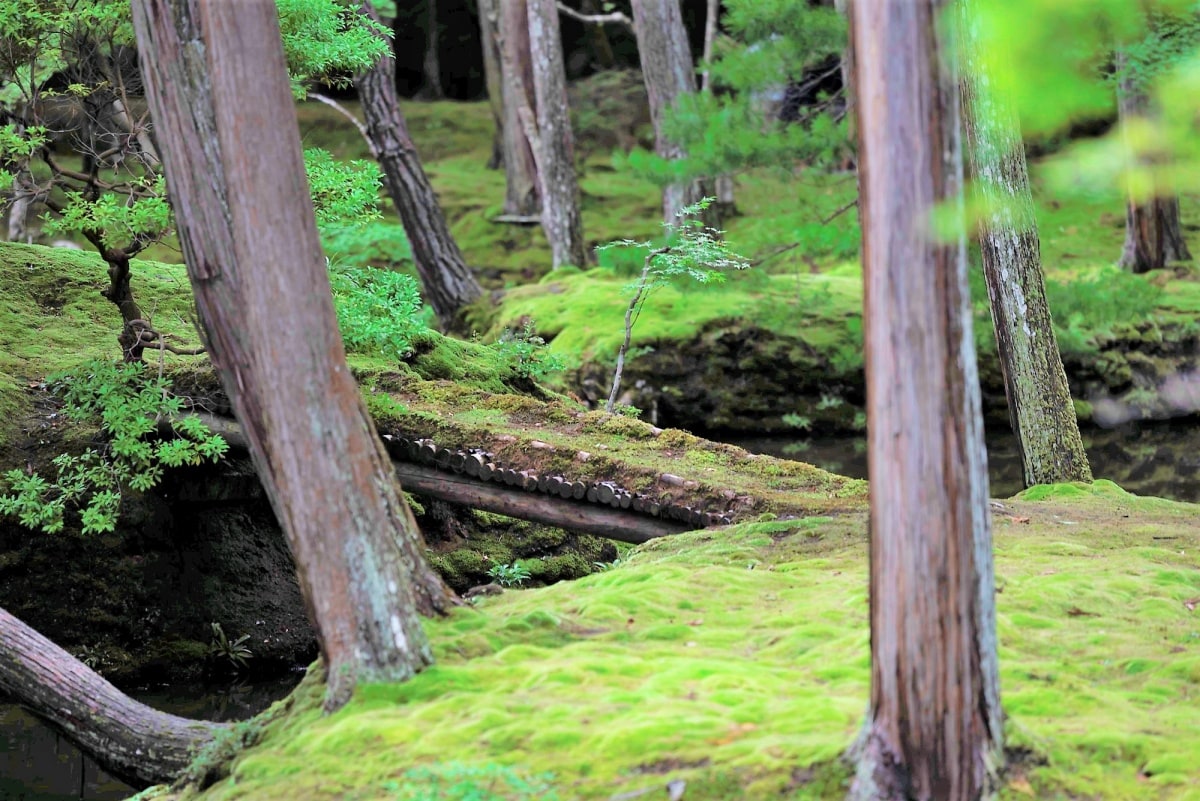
[0,604,224,788]
[555,1,634,31]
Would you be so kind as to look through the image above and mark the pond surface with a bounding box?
[727,420,1200,503]
[0,675,299,800]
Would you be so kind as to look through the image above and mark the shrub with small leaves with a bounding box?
[0,360,227,535]
[487,561,532,588]
[493,322,568,382]
[329,261,428,361]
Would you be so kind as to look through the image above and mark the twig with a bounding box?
[308,93,377,158]
[555,1,634,31]
[747,200,856,268]
[821,198,858,225]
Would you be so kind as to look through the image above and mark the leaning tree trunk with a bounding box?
[497,0,540,217]
[959,0,1092,488]
[1117,53,1191,273]
[528,0,586,268]
[630,0,718,228]
[478,0,505,169]
[0,605,222,788]
[848,0,1003,797]
[356,0,484,326]
[133,0,453,713]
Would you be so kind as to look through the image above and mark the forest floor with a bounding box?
[150,481,1200,801]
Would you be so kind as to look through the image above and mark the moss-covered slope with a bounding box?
[151,481,1200,801]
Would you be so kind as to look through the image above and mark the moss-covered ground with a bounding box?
[148,480,1200,801]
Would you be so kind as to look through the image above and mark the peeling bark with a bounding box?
[356,0,484,326]
[849,0,1003,796]
[959,0,1092,487]
[133,0,450,712]
[497,0,540,217]
[528,0,586,268]
[0,605,222,788]
[478,0,505,169]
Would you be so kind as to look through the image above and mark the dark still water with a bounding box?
[0,675,298,801]
[728,420,1200,503]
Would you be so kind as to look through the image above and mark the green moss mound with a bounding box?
[164,488,1200,801]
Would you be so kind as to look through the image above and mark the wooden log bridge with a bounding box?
[184,414,730,543]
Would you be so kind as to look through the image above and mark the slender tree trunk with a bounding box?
[498,0,541,217]
[0,605,222,788]
[848,0,1003,797]
[1117,53,1191,272]
[701,0,736,216]
[959,0,1092,488]
[834,0,856,168]
[478,0,505,169]
[528,0,586,268]
[629,0,718,228]
[133,0,453,712]
[356,0,484,326]
[580,0,617,68]
[6,168,33,242]
[417,0,445,100]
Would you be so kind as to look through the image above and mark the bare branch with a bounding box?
[308,93,377,158]
[555,1,633,31]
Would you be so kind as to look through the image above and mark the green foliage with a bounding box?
[493,322,568,382]
[208,622,253,671]
[383,762,558,801]
[304,148,384,229]
[0,360,227,535]
[329,260,428,361]
[487,561,532,588]
[321,219,414,269]
[620,0,848,187]
[43,175,173,248]
[276,0,392,97]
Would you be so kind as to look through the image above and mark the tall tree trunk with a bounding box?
[580,0,617,69]
[701,0,736,216]
[848,0,1003,797]
[629,0,718,228]
[133,0,452,712]
[0,605,222,788]
[834,0,856,168]
[478,0,505,169]
[417,0,445,100]
[1117,53,1191,273]
[356,0,484,325]
[498,0,541,217]
[528,0,586,268]
[959,0,1092,488]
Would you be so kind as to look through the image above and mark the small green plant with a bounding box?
[208,622,253,671]
[487,561,532,588]
[0,360,228,535]
[598,198,748,413]
[493,321,568,382]
[592,558,622,571]
[328,259,429,361]
[782,412,812,430]
[816,393,844,411]
[383,762,558,801]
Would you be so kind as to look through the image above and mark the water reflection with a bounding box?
[0,675,299,801]
[727,420,1200,503]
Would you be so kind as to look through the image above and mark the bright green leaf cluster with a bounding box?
[329,260,428,361]
[277,0,391,98]
[493,322,568,383]
[0,360,228,535]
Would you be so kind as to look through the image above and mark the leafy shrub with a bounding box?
[0,360,228,535]
[1045,267,1164,354]
[487,562,532,588]
[493,322,568,382]
[329,261,428,360]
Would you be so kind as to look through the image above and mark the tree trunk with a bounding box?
[356,0,484,326]
[629,0,717,227]
[834,0,856,167]
[580,0,617,69]
[528,0,586,268]
[6,167,33,242]
[478,0,505,169]
[959,0,1092,488]
[701,0,736,217]
[0,605,222,788]
[498,0,541,217]
[417,0,445,100]
[848,0,1003,797]
[133,0,453,712]
[1117,53,1191,273]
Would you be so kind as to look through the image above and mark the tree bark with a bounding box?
[0,605,222,788]
[629,0,718,227]
[848,0,1003,797]
[959,0,1092,488]
[528,0,586,268]
[1117,53,1192,273]
[478,0,505,169]
[133,0,452,712]
[356,0,484,326]
[417,0,445,100]
[702,0,736,216]
[497,0,541,217]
